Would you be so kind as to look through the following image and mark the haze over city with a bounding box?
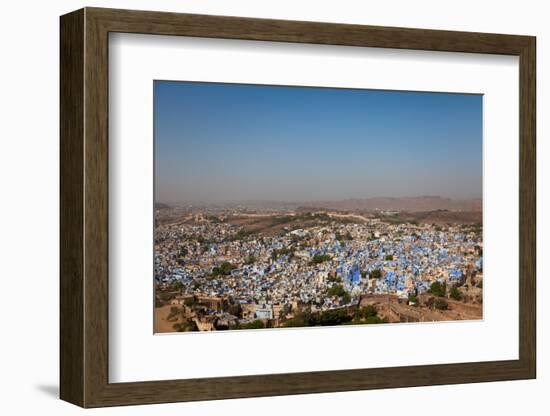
[154,81,482,204]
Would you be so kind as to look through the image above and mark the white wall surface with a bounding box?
[0,0,546,414]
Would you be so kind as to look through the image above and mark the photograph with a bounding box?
[153,81,484,333]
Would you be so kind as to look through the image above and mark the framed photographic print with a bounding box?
[60,7,536,408]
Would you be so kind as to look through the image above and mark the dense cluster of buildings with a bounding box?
[155,213,482,328]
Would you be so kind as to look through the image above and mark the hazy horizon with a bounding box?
[156,195,481,205]
[154,81,482,203]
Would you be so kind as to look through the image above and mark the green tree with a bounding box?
[244,255,257,265]
[240,320,265,330]
[211,261,235,276]
[433,298,449,310]
[385,254,394,261]
[341,292,351,304]
[283,312,310,328]
[365,315,385,324]
[319,309,352,326]
[357,305,378,319]
[311,253,331,265]
[327,284,346,297]
[428,281,446,297]
[408,294,419,304]
[449,287,462,300]
[370,269,382,279]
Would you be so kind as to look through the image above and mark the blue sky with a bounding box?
[154,81,482,203]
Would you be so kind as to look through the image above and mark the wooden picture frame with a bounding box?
[60,7,536,408]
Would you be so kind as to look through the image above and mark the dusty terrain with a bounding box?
[360,293,482,323]
[154,304,184,333]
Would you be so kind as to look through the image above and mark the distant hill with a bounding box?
[162,196,482,213]
[300,196,481,212]
[388,209,482,224]
[155,202,170,210]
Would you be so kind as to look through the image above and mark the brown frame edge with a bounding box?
[60,7,536,408]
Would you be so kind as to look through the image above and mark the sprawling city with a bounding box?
[154,199,483,332]
[153,80,483,333]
